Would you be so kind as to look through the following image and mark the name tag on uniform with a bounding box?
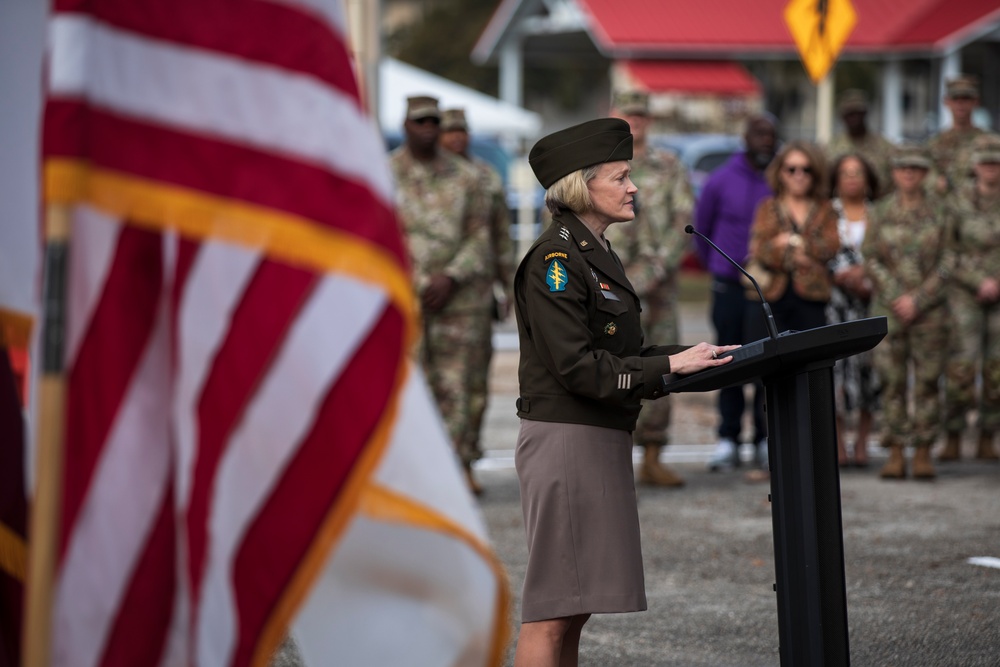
[601,289,620,301]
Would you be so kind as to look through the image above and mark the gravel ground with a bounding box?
[479,416,1000,667]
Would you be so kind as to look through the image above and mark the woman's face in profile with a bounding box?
[587,160,638,224]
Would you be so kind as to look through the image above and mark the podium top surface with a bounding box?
[663,317,887,394]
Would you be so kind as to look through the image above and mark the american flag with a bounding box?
[37,1,508,665]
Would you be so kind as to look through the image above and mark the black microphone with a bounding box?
[685,225,779,340]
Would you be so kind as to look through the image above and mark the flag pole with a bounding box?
[23,204,71,667]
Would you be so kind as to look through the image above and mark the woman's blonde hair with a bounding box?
[544,164,602,214]
[765,140,828,201]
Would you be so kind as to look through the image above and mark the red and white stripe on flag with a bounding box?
[41,1,509,666]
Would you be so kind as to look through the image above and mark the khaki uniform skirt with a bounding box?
[514,419,646,622]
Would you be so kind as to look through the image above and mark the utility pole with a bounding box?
[345,0,381,120]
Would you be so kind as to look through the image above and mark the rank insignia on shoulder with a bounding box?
[558,226,571,241]
[604,321,617,336]
[546,259,568,292]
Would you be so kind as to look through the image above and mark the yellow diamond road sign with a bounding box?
[785,0,857,83]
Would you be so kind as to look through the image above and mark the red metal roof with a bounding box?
[893,1,1000,47]
[625,60,761,94]
[577,0,1000,54]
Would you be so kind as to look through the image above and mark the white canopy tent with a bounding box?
[378,57,541,143]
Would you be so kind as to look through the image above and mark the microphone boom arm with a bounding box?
[685,225,780,339]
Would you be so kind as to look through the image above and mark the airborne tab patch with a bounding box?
[546,259,568,292]
[544,251,569,263]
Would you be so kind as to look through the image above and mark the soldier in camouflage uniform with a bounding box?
[825,89,895,198]
[928,75,985,196]
[439,107,514,494]
[606,90,694,487]
[389,96,492,494]
[862,145,958,480]
[941,134,1000,462]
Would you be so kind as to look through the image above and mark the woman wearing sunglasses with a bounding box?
[746,140,840,335]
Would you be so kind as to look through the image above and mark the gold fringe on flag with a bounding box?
[0,521,27,582]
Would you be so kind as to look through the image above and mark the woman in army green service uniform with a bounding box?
[511,118,737,667]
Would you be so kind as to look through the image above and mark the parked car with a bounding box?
[648,133,744,270]
[650,133,744,199]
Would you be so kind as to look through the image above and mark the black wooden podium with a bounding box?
[662,317,887,667]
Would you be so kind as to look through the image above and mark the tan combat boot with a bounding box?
[976,430,999,461]
[912,446,937,480]
[879,442,906,480]
[639,445,685,487]
[938,431,962,462]
[463,462,483,496]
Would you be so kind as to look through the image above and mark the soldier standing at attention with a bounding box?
[862,145,958,480]
[390,96,492,494]
[928,75,985,195]
[941,134,1000,462]
[438,107,514,494]
[605,90,694,487]
[825,89,895,198]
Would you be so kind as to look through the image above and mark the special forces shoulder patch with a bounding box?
[546,259,568,292]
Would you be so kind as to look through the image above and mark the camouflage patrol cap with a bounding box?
[891,143,932,170]
[837,89,868,115]
[528,118,633,189]
[972,134,1000,165]
[946,75,979,99]
[440,108,468,132]
[406,95,441,120]
[612,90,650,116]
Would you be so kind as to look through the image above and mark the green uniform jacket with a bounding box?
[514,210,687,431]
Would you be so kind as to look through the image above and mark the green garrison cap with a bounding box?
[528,118,633,189]
[891,143,932,170]
[440,108,468,132]
[972,134,1000,164]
